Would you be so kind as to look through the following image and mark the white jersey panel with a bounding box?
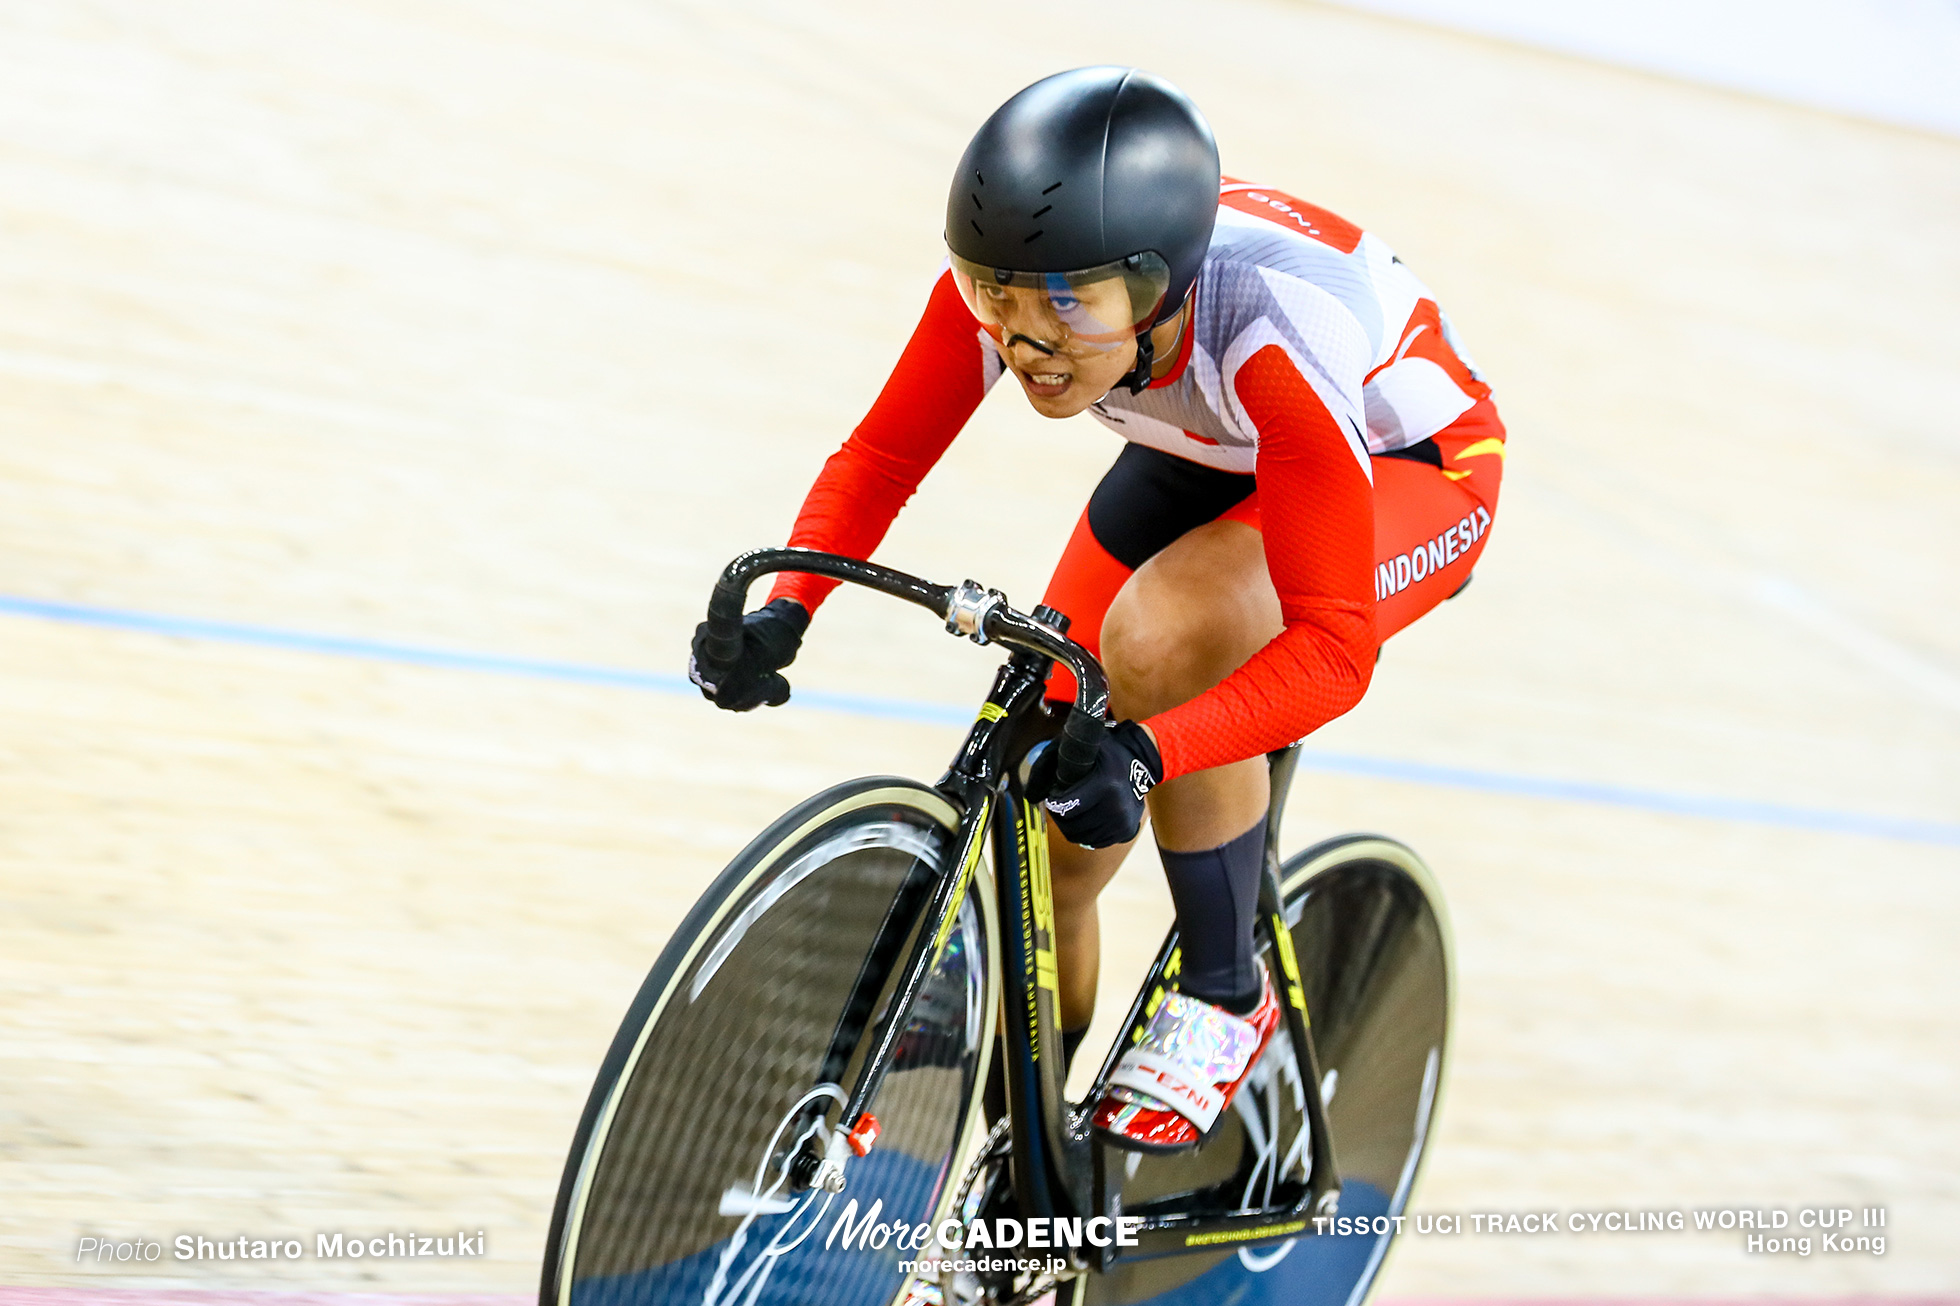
[1079,189,1485,469]
[1244,267,1372,429]
[1219,317,1373,483]
[1365,356,1477,449]
[1088,397,1253,474]
[1356,232,1430,372]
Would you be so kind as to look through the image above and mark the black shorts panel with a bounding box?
[1085,444,1257,571]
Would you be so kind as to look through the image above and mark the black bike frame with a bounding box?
[703,548,1343,1270]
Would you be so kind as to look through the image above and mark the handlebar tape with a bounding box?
[1055,705,1103,790]
[702,578,747,671]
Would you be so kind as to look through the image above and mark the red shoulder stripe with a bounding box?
[1218,178,1364,255]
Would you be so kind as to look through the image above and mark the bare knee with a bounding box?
[1100,522,1281,720]
[1101,603,1210,720]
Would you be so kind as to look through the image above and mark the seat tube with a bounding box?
[1258,834,1343,1219]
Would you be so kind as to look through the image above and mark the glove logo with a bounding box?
[686,654,718,696]
[1129,759,1155,801]
[1046,797,1082,815]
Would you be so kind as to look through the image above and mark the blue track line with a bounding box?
[3,593,1955,847]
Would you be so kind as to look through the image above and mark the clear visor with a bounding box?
[950,252,1171,355]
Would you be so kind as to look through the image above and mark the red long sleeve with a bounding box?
[768,272,993,613]
[1144,346,1379,779]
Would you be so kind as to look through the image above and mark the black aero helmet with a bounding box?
[946,67,1221,393]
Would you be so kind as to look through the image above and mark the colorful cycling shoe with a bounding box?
[1091,970,1279,1152]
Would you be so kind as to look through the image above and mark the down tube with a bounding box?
[990,794,1079,1220]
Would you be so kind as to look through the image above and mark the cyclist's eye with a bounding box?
[1050,295,1079,312]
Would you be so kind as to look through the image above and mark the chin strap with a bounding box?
[1117,329,1156,395]
[1117,287,1193,395]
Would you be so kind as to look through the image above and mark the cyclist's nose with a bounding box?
[995,294,1066,343]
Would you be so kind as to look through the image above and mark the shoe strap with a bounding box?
[1107,1049,1228,1133]
[1140,991,1262,1076]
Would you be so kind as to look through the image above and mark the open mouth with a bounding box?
[1021,368,1072,397]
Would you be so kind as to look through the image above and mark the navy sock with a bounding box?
[1159,816,1267,1013]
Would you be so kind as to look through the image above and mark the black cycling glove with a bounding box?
[1028,719,1164,850]
[689,598,809,712]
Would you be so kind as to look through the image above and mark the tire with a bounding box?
[542,777,1001,1306]
[1084,834,1453,1306]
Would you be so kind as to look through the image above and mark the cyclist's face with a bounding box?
[972,278,1139,417]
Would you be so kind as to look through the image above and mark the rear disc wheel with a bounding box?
[1084,834,1452,1306]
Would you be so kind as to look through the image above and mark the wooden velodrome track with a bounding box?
[1,0,1955,1299]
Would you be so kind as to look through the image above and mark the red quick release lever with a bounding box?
[846,1113,881,1157]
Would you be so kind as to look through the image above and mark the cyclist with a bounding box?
[691,67,1504,1152]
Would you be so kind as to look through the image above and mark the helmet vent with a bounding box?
[1023,230,1043,243]
[1042,181,1063,195]
[970,193,983,211]
[970,219,984,236]
[1031,205,1051,219]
